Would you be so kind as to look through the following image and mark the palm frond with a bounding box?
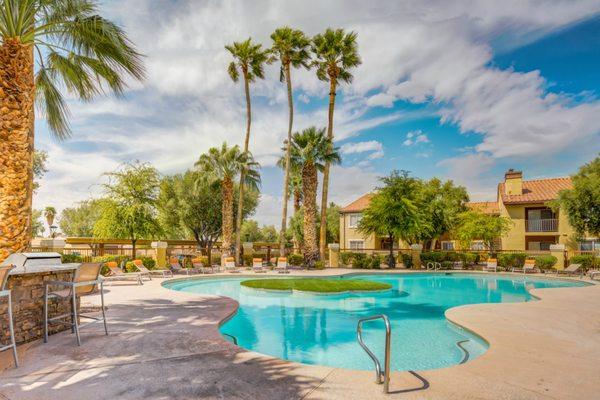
[35,68,71,139]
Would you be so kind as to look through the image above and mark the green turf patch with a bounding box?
[240,278,392,293]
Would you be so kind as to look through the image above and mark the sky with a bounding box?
[34,0,600,228]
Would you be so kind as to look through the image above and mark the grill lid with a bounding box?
[2,252,63,268]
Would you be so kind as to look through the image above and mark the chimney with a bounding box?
[504,169,523,195]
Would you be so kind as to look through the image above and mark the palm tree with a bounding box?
[43,206,56,234]
[277,148,304,252]
[0,0,144,261]
[289,127,340,266]
[312,28,361,260]
[195,143,260,256]
[225,38,268,265]
[268,27,311,257]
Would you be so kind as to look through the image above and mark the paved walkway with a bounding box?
[0,270,598,399]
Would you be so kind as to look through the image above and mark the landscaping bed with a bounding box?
[240,278,392,293]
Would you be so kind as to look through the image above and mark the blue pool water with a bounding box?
[164,273,585,371]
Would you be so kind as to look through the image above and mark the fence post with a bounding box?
[151,241,168,268]
[550,244,566,270]
[328,243,340,268]
[411,244,423,269]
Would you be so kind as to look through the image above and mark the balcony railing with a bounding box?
[526,218,558,232]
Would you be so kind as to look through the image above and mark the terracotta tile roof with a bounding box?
[340,193,373,213]
[466,201,499,215]
[499,177,572,204]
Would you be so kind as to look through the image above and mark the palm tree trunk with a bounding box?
[222,176,234,255]
[234,70,252,265]
[293,188,302,252]
[318,77,337,261]
[0,39,35,263]
[279,62,294,256]
[302,162,318,266]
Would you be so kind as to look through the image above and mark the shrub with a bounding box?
[421,251,445,264]
[463,252,480,265]
[140,256,156,269]
[569,254,600,270]
[533,255,557,270]
[288,253,303,266]
[400,253,413,268]
[445,252,462,262]
[314,260,325,270]
[61,253,83,263]
[192,256,209,266]
[441,261,454,270]
[369,255,382,269]
[124,261,138,273]
[340,252,354,266]
[242,254,254,267]
[497,253,527,270]
[351,253,368,268]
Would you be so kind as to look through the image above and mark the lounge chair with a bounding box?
[223,257,240,273]
[275,257,290,274]
[133,259,173,279]
[170,258,198,275]
[483,258,497,272]
[589,270,600,281]
[192,258,214,274]
[103,262,143,285]
[556,263,582,277]
[513,259,536,274]
[252,258,266,273]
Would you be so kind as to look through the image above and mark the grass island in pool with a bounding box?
[240,278,392,293]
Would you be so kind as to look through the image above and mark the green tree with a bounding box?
[196,143,260,257]
[554,155,600,236]
[326,202,341,244]
[269,26,312,255]
[59,199,103,237]
[312,28,361,260]
[33,150,48,193]
[454,211,512,254]
[261,225,279,243]
[93,162,161,258]
[225,38,268,264]
[358,171,425,267]
[241,220,263,242]
[31,209,44,238]
[0,0,144,262]
[289,127,341,266]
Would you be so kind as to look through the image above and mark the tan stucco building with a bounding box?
[339,170,593,252]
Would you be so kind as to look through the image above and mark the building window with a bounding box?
[348,213,362,228]
[349,240,364,250]
[470,241,485,251]
[579,240,599,251]
[441,241,454,250]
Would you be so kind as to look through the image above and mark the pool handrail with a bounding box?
[357,314,391,394]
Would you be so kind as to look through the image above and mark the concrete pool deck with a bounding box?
[0,269,598,399]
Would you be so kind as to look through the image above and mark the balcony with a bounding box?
[526,218,558,232]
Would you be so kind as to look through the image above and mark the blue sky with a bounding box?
[34,1,600,227]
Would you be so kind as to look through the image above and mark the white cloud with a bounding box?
[403,130,429,146]
[340,140,384,159]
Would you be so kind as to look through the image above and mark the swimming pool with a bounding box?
[164,273,585,371]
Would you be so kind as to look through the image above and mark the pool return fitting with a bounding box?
[357,314,392,394]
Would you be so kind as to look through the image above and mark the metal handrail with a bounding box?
[456,340,470,364]
[426,261,441,270]
[357,314,391,394]
[222,333,238,345]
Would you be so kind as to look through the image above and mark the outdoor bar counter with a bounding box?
[1,262,80,345]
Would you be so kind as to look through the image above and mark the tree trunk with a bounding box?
[0,39,35,263]
[222,176,234,255]
[131,239,137,259]
[293,188,302,253]
[302,162,318,267]
[279,62,294,256]
[234,69,252,265]
[318,77,337,261]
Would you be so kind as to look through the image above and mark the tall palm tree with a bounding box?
[277,149,304,252]
[268,26,311,257]
[312,28,360,260]
[225,38,268,265]
[195,143,260,256]
[289,127,340,266]
[43,206,56,233]
[0,0,144,261]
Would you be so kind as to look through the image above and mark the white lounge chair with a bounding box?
[483,258,497,272]
[133,259,172,279]
[104,262,143,285]
[192,258,214,274]
[223,257,239,273]
[170,258,199,275]
[556,263,582,277]
[513,259,536,274]
[275,257,290,274]
[252,258,266,273]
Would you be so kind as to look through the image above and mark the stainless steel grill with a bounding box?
[2,252,62,268]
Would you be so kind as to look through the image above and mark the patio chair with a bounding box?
[44,263,108,346]
[192,258,214,274]
[104,262,143,285]
[133,259,173,279]
[556,263,582,278]
[483,258,497,272]
[252,258,266,273]
[223,257,240,273]
[170,258,198,275]
[589,269,600,281]
[275,257,290,274]
[513,259,536,274]
[0,264,18,367]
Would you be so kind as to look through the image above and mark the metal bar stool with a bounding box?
[44,262,108,346]
[0,264,18,367]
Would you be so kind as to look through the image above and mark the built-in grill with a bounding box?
[3,252,63,268]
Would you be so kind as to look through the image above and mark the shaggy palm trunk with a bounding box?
[279,62,293,256]
[0,39,35,263]
[302,162,318,267]
[318,76,337,261]
[221,176,234,255]
[293,188,302,252]
[234,69,251,265]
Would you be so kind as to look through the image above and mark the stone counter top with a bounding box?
[8,263,80,276]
